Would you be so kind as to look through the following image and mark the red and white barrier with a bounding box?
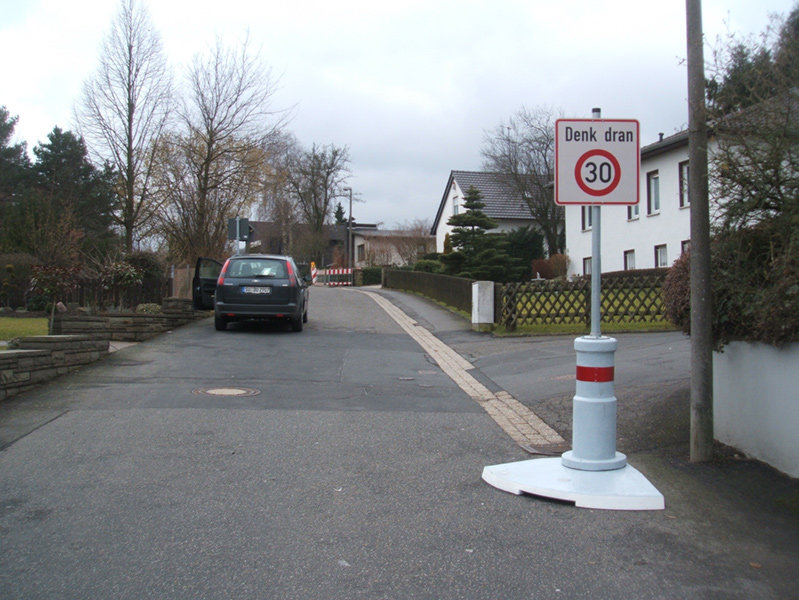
[323,268,352,286]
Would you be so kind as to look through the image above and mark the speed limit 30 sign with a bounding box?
[555,119,639,205]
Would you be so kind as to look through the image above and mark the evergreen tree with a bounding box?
[0,106,30,204]
[32,128,117,254]
[440,186,523,281]
[334,201,346,224]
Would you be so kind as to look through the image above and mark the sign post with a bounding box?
[555,108,639,471]
[482,109,663,509]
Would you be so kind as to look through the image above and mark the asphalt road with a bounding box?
[1,286,797,599]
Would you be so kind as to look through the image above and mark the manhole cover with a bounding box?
[192,387,261,397]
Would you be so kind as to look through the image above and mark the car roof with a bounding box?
[228,254,292,260]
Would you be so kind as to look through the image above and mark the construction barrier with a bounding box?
[318,268,353,286]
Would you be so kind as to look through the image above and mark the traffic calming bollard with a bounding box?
[561,336,627,471]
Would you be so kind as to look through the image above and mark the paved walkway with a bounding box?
[360,290,564,448]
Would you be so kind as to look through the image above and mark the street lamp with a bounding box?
[342,187,353,272]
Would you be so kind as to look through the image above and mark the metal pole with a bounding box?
[235,216,241,256]
[591,107,602,338]
[686,0,714,462]
[343,187,353,278]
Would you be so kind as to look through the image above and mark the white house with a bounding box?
[564,131,692,276]
[431,170,537,253]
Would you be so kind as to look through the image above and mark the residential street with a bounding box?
[1,286,797,599]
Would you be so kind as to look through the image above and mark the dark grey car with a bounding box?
[192,255,310,332]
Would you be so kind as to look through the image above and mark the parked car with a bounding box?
[192,255,310,332]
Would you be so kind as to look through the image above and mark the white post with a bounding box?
[471,281,494,332]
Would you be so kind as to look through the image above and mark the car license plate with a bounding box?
[242,286,271,295]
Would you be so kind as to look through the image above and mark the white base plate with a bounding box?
[482,457,664,511]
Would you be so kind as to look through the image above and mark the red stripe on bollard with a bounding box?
[576,365,615,382]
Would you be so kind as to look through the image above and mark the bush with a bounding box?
[360,267,382,286]
[135,303,162,314]
[662,252,691,335]
[662,221,799,348]
[530,254,571,280]
[413,259,442,273]
[0,253,39,308]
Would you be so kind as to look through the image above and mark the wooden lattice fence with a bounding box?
[496,271,667,330]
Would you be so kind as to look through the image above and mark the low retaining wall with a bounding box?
[0,335,109,401]
[1,297,209,402]
[52,298,204,342]
[714,341,799,478]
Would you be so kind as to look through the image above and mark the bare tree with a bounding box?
[258,132,301,254]
[154,36,284,263]
[284,143,350,261]
[481,106,564,255]
[392,218,435,265]
[76,0,172,253]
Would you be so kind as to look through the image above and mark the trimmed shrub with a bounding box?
[413,259,443,273]
[360,267,382,286]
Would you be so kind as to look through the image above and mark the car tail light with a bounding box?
[286,260,297,286]
[217,259,231,286]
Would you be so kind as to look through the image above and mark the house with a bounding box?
[431,170,537,253]
[564,131,692,277]
[351,225,436,268]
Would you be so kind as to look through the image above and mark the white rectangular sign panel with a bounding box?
[555,119,640,205]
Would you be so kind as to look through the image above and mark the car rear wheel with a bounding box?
[291,313,303,332]
[214,314,228,331]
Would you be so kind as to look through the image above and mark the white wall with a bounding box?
[714,341,799,478]
[565,143,691,276]
[436,180,461,253]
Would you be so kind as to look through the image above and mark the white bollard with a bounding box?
[561,336,627,471]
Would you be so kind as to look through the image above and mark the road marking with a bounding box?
[359,291,564,447]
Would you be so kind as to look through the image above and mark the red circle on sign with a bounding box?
[574,149,622,197]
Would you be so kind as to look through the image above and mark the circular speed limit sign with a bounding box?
[574,149,621,197]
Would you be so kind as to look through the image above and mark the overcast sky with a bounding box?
[1,0,795,229]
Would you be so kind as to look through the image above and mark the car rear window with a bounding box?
[228,259,287,278]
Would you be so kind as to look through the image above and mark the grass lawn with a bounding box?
[0,317,49,342]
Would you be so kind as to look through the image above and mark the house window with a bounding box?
[357,243,365,262]
[624,250,636,271]
[581,206,592,231]
[679,161,690,208]
[681,239,691,255]
[627,203,639,221]
[582,257,592,275]
[654,244,668,268]
[452,196,459,216]
[647,171,660,215]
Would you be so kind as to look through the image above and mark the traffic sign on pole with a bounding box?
[555,119,640,205]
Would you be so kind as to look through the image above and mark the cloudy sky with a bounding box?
[1,0,795,229]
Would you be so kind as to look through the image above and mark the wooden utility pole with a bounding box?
[686,0,714,461]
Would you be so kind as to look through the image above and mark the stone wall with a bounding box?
[52,298,204,342]
[0,336,109,401]
[1,298,209,402]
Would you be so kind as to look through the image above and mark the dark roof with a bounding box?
[641,130,689,159]
[431,170,534,234]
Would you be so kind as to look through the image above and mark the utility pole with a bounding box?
[343,187,353,274]
[686,0,714,461]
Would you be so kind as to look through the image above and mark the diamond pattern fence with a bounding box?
[496,271,668,330]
